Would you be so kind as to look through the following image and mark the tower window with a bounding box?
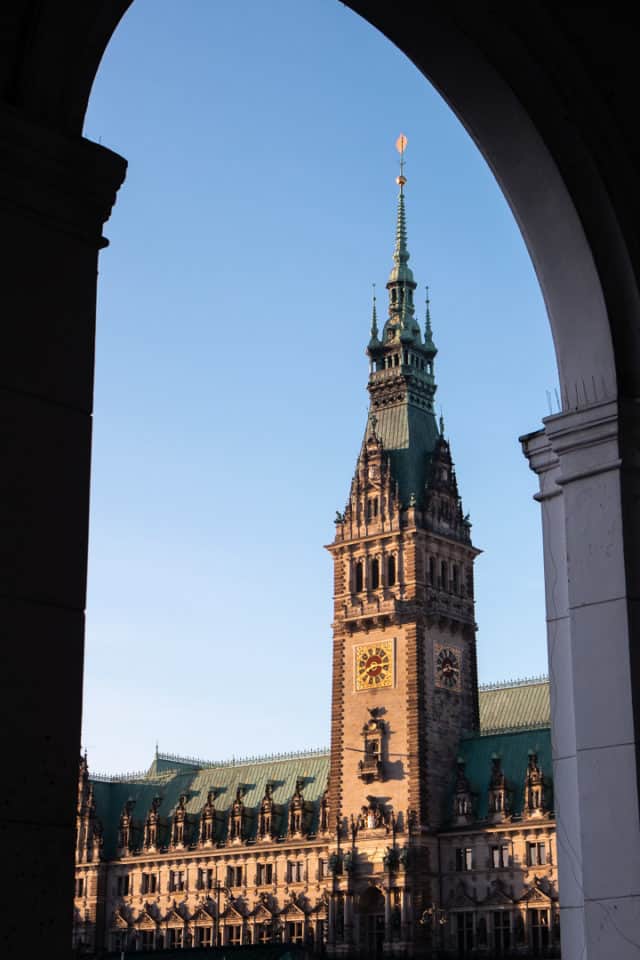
[387,555,396,587]
[367,497,379,520]
[370,558,380,590]
[354,561,363,593]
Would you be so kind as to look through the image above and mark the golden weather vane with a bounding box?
[395,133,408,187]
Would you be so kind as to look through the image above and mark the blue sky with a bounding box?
[82,0,558,774]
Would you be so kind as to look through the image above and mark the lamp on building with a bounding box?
[420,903,448,957]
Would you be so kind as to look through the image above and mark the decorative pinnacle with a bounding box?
[439,412,445,436]
[425,286,433,341]
[370,283,379,341]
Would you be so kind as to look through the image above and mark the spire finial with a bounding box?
[396,133,408,192]
[439,411,445,436]
[388,134,413,288]
[425,286,433,340]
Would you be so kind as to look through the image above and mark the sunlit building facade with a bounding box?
[74,157,558,957]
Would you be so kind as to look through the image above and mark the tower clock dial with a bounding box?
[436,646,461,689]
[355,640,394,691]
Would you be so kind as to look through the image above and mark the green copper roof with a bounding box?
[365,402,440,506]
[455,727,553,821]
[388,184,414,285]
[91,749,330,859]
[478,677,550,733]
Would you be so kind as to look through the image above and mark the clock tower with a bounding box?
[326,141,480,946]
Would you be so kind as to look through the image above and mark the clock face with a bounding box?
[436,646,460,689]
[355,640,394,691]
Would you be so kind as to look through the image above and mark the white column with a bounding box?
[522,399,640,960]
[522,427,586,958]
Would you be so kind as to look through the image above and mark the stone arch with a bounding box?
[358,886,385,915]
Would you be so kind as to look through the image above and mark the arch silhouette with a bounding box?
[1,4,639,958]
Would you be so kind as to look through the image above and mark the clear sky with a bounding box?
[82,0,558,775]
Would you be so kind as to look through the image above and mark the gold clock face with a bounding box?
[355,640,394,690]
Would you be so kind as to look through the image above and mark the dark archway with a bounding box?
[1,4,639,957]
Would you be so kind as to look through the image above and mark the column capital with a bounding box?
[519,428,561,502]
[542,400,620,487]
[0,105,127,247]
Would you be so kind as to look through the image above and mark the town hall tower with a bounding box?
[326,141,480,945]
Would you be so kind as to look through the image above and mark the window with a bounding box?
[141,872,157,894]
[259,922,272,943]
[287,860,304,883]
[354,561,363,593]
[319,859,329,879]
[530,908,550,954]
[493,912,511,954]
[429,556,436,585]
[197,867,214,890]
[387,555,396,586]
[455,912,474,955]
[491,844,510,869]
[196,926,212,947]
[169,869,185,892]
[527,841,547,866]
[226,865,243,887]
[168,928,183,949]
[366,497,379,520]
[257,863,273,886]
[287,921,304,943]
[141,930,155,950]
[229,925,242,945]
[370,558,380,590]
[441,560,448,591]
[452,563,459,593]
[116,875,129,897]
[75,877,84,898]
[455,847,473,871]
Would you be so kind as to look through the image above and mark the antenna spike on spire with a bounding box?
[368,282,380,347]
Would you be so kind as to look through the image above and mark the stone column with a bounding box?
[344,891,353,944]
[400,885,410,942]
[383,884,391,946]
[522,400,640,959]
[0,106,126,958]
[328,893,336,947]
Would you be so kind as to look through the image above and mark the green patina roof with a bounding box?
[478,677,550,733]
[90,680,552,853]
[455,727,553,822]
[91,749,330,860]
[369,402,440,506]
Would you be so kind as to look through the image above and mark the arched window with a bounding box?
[387,555,396,587]
[441,560,448,591]
[370,558,379,590]
[354,561,363,593]
[452,564,459,594]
